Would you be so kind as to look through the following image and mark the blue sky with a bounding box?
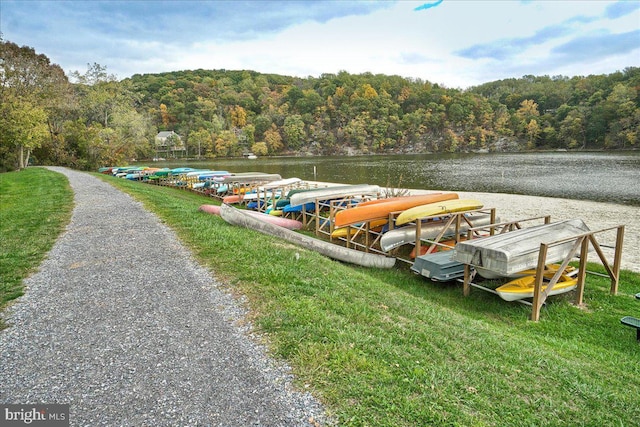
[1,0,638,88]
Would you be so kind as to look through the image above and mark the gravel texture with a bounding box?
[0,167,328,426]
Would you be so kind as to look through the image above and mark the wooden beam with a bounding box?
[531,243,549,322]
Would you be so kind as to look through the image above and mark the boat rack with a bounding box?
[460,221,625,321]
[290,195,502,266]
[291,197,626,321]
[148,173,314,205]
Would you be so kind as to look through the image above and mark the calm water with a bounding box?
[153,151,640,206]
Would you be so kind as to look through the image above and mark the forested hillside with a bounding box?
[1,39,639,171]
[128,67,640,158]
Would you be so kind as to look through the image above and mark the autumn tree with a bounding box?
[188,128,213,158]
[263,124,283,153]
[0,40,70,170]
[283,115,306,149]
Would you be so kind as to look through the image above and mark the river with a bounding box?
[152,151,640,206]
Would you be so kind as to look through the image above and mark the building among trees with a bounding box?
[154,131,185,158]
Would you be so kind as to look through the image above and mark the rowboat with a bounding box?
[495,274,578,301]
[454,219,590,278]
[220,204,395,268]
[411,251,466,282]
[395,199,484,226]
[380,212,495,252]
[334,193,458,228]
[200,204,303,230]
[288,184,380,207]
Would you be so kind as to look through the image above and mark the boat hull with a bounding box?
[380,213,495,252]
[496,274,578,301]
[288,184,380,207]
[454,219,590,278]
[220,204,395,268]
[395,199,484,226]
[200,204,303,230]
[334,193,458,228]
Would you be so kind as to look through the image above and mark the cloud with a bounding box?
[414,0,443,12]
[605,1,640,19]
[551,29,640,61]
[455,18,591,60]
[399,52,438,65]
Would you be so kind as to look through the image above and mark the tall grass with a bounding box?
[0,168,74,329]
[100,175,640,427]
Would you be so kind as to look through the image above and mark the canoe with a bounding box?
[380,213,495,252]
[260,177,303,190]
[221,173,282,183]
[454,219,590,278]
[220,204,395,268]
[243,191,281,201]
[200,204,303,230]
[197,171,231,180]
[395,199,484,226]
[288,184,380,207]
[495,274,578,302]
[355,193,443,207]
[283,202,316,213]
[242,210,303,230]
[223,195,242,204]
[334,193,458,228]
[198,204,221,215]
[331,219,389,238]
[286,185,343,197]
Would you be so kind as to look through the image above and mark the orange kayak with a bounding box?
[334,193,458,228]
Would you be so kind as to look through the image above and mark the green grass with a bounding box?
[0,168,74,329]
[5,170,640,426]
[98,175,640,427]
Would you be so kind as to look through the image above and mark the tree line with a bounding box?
[1,38,638,172]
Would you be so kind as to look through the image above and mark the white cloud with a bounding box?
[2,0,638,88]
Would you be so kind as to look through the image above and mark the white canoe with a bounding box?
[288,184,380,207]
[220,204,395,268]
[221,173,282,183]
[380,213,496,252]
[260,177,303,190]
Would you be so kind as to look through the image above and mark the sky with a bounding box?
[1,0,639,88]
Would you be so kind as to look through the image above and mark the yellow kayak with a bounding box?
[395,199,484,226]
[496,274,578,302]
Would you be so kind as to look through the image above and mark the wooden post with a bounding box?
[463,264,471,297]
[365,222,371,253]
[531,243,548,322]
[611,225,624,295]
[575,236,589,307]
[415,220,422,260]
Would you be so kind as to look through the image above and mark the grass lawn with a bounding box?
[99,175,640,427]
[3,169,639,426]
[0,168,74,329]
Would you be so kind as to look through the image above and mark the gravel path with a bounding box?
[0,167,327,426]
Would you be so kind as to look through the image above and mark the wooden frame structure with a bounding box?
[461,223,624,321]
